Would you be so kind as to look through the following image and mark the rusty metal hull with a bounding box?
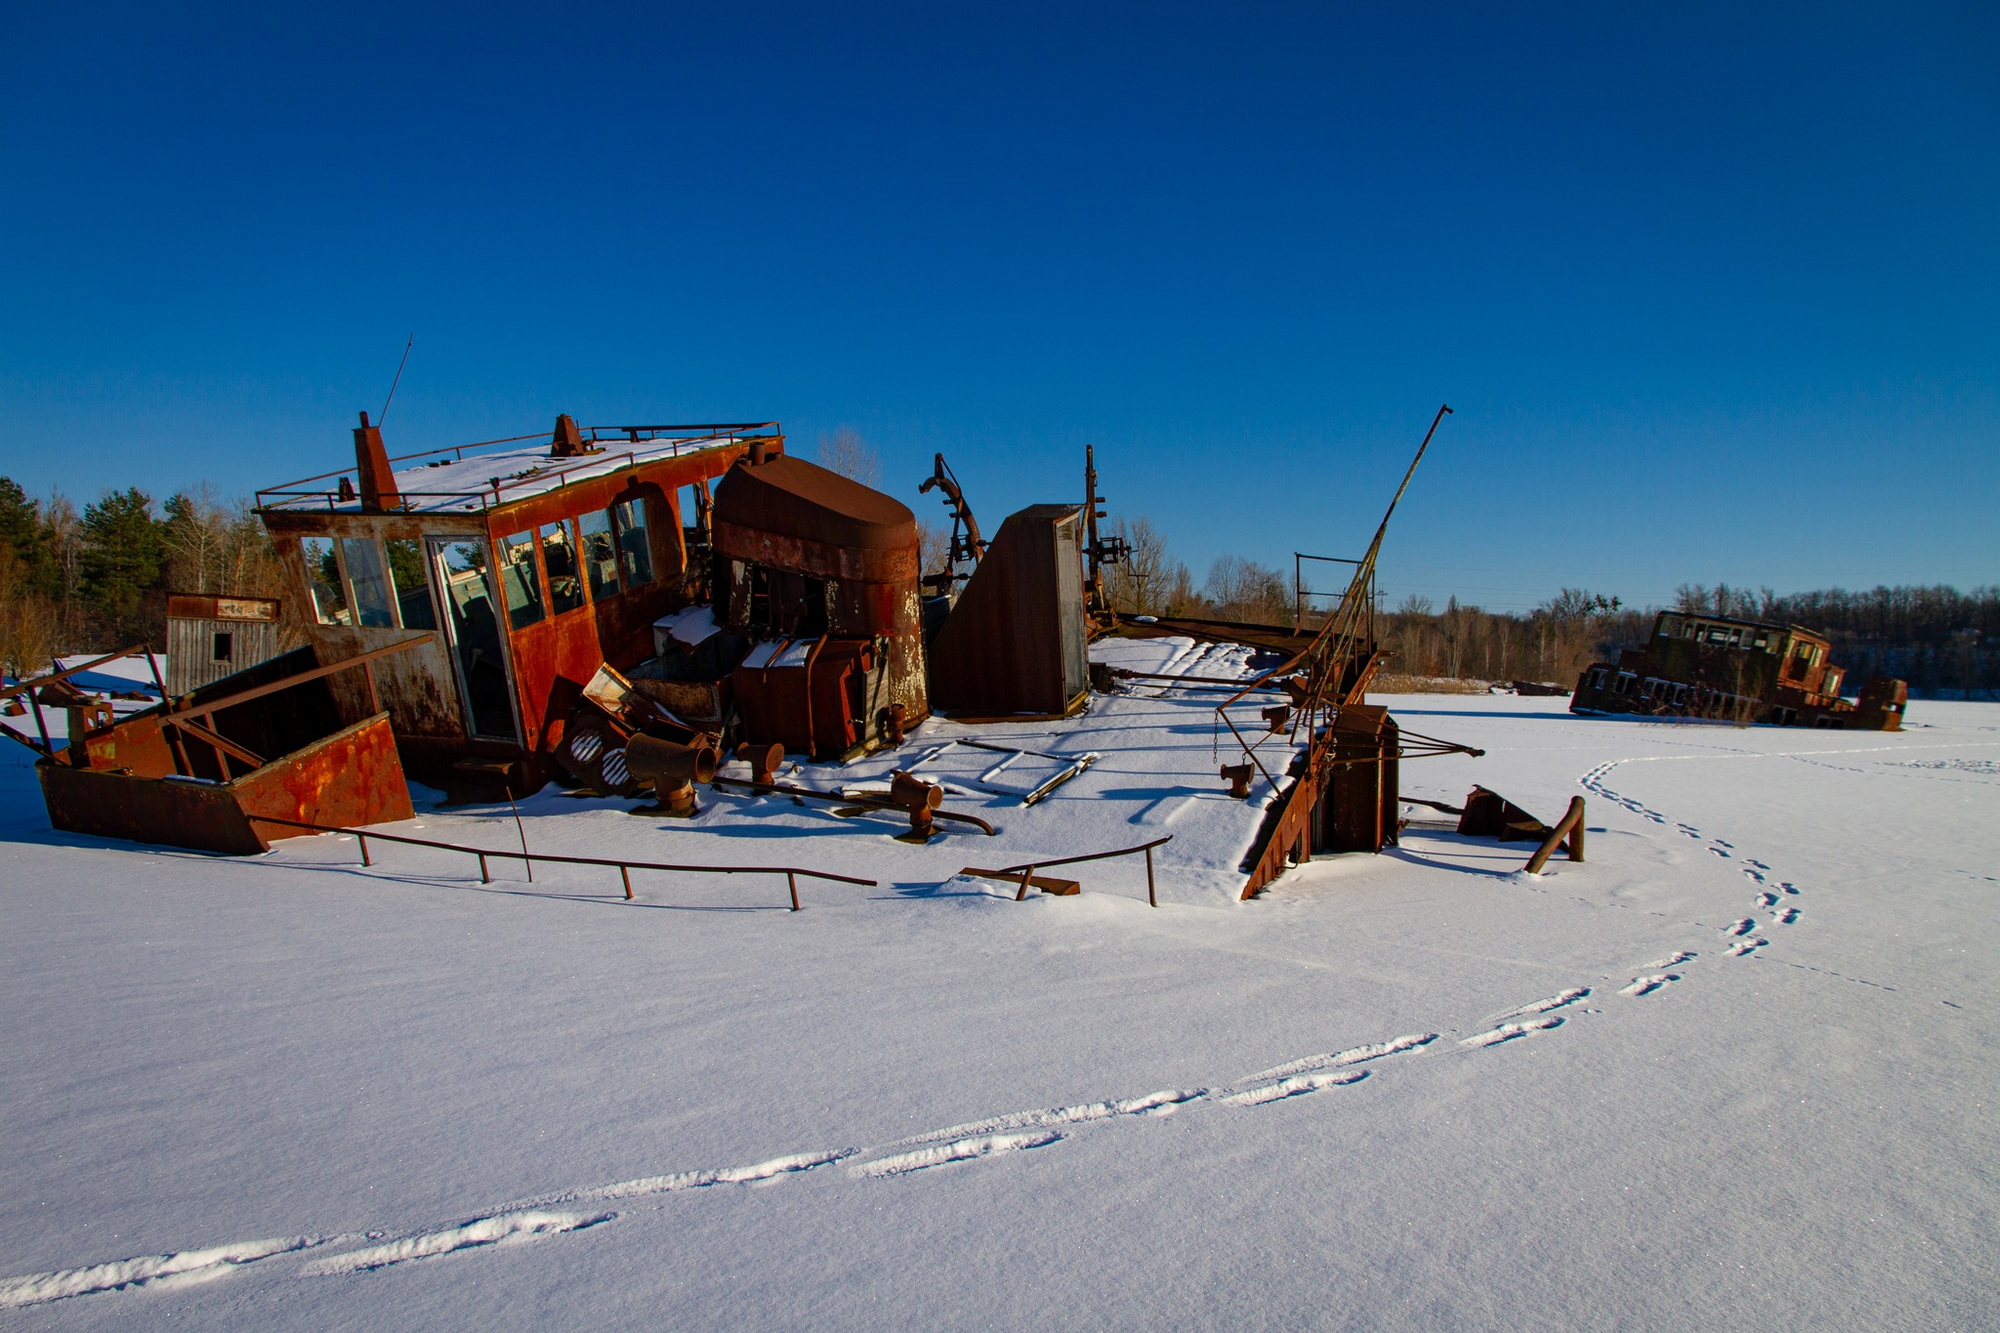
[38,713,412,855]
[1239,704,1402,897]
[928,504,1089,718]
[1570,610,1907,730]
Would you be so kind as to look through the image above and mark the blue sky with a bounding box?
[2,2,1994,612]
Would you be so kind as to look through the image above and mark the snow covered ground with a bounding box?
[2,639,1995,1328]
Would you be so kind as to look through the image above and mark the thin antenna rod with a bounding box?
[378,334,414,427]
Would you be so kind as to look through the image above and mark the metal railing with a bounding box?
[255,422,781,514]
[247,815,877,911]
[962,834,1174,907]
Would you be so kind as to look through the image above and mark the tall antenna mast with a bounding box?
[378,334,414,427]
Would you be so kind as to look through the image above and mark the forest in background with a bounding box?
[2,467,1994,698]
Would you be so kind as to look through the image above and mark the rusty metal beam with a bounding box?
[159,637,425,724]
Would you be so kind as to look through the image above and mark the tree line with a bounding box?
[0,478,285,676]
[1098,518,1998,695]
[4,474,1993,697]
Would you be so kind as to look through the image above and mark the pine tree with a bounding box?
[81,488,166,647]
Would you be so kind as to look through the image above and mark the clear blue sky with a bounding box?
[3,2,1994,612]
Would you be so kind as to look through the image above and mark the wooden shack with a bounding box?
[257,414,778,783]
[164,594,284,696]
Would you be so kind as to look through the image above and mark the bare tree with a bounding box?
[1204,555,1291,625]
[1102,516,1193,617]
[816,427,882,490]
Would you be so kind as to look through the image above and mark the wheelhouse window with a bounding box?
[579,509,621,603]
[614,498,653,588]
[540,521,585,615]
[300,537,349,625]
[497,531,546,630]
[386,538,437,630]
[340,537,397,628]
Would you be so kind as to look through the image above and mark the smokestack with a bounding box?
[551,413,586,458]
[353,411,400,511]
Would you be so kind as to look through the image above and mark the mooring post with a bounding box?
[357,833,370,867]
[621,865,633,900]
[1015,865,1038,902]
[1145,844,1157,907]
[787,871,800,912]
[477,852,489,884]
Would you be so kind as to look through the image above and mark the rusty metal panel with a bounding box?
[39,763,270,854]
[711,455,920,580]
[36,713,411,855]
[927,505,1088,718]
[233,714,414,833]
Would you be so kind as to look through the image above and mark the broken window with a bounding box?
[212,632,233,662]
[300,537,348,625]
[341,537,397,628]
[540,521,585,615]
[579,509,621,603]
[386,538,436,630]
[614,499,653,588]
[497,531,546,631]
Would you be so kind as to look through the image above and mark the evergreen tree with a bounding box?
[81,488,165,646]
[0,477,51,596]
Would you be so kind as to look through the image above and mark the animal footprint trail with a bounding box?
[300,1212,611,1276]
[1219,1070,1369,1106]
[1459,1016,1564,1048]
[0,1019,1536,1308]
[1487,988,1591,1023]
[0,1237,319,1309]
[1620,973,1681,998]
[855,1132,1060,1178]
[1724,918,1757,937]
[1726,937,1769,957]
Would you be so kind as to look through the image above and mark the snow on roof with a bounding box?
[259,431,756,516]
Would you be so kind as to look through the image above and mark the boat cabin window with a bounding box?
[300,537,349,625]
[497,530,546,630]
[579,509,621,603]
[540,521,585,615]
[614,499,653,588]
[386,538,436,630]
[340,537,397,628]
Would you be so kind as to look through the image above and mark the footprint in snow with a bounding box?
[1774,907,1800,925]
[1754,892,1778,908]
[1723,918,1757,937]
[1640,950,1696,968]
[1620,973,1681,998]
[1726,937,1769,957]
[1459,1016,1564,1048]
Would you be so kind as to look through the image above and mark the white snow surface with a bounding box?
[1,636,1996,1328]
[264,434,746,515]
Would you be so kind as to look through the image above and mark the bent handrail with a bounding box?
[245,814,877,911]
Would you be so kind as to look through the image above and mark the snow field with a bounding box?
[1,648,1995,1328]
